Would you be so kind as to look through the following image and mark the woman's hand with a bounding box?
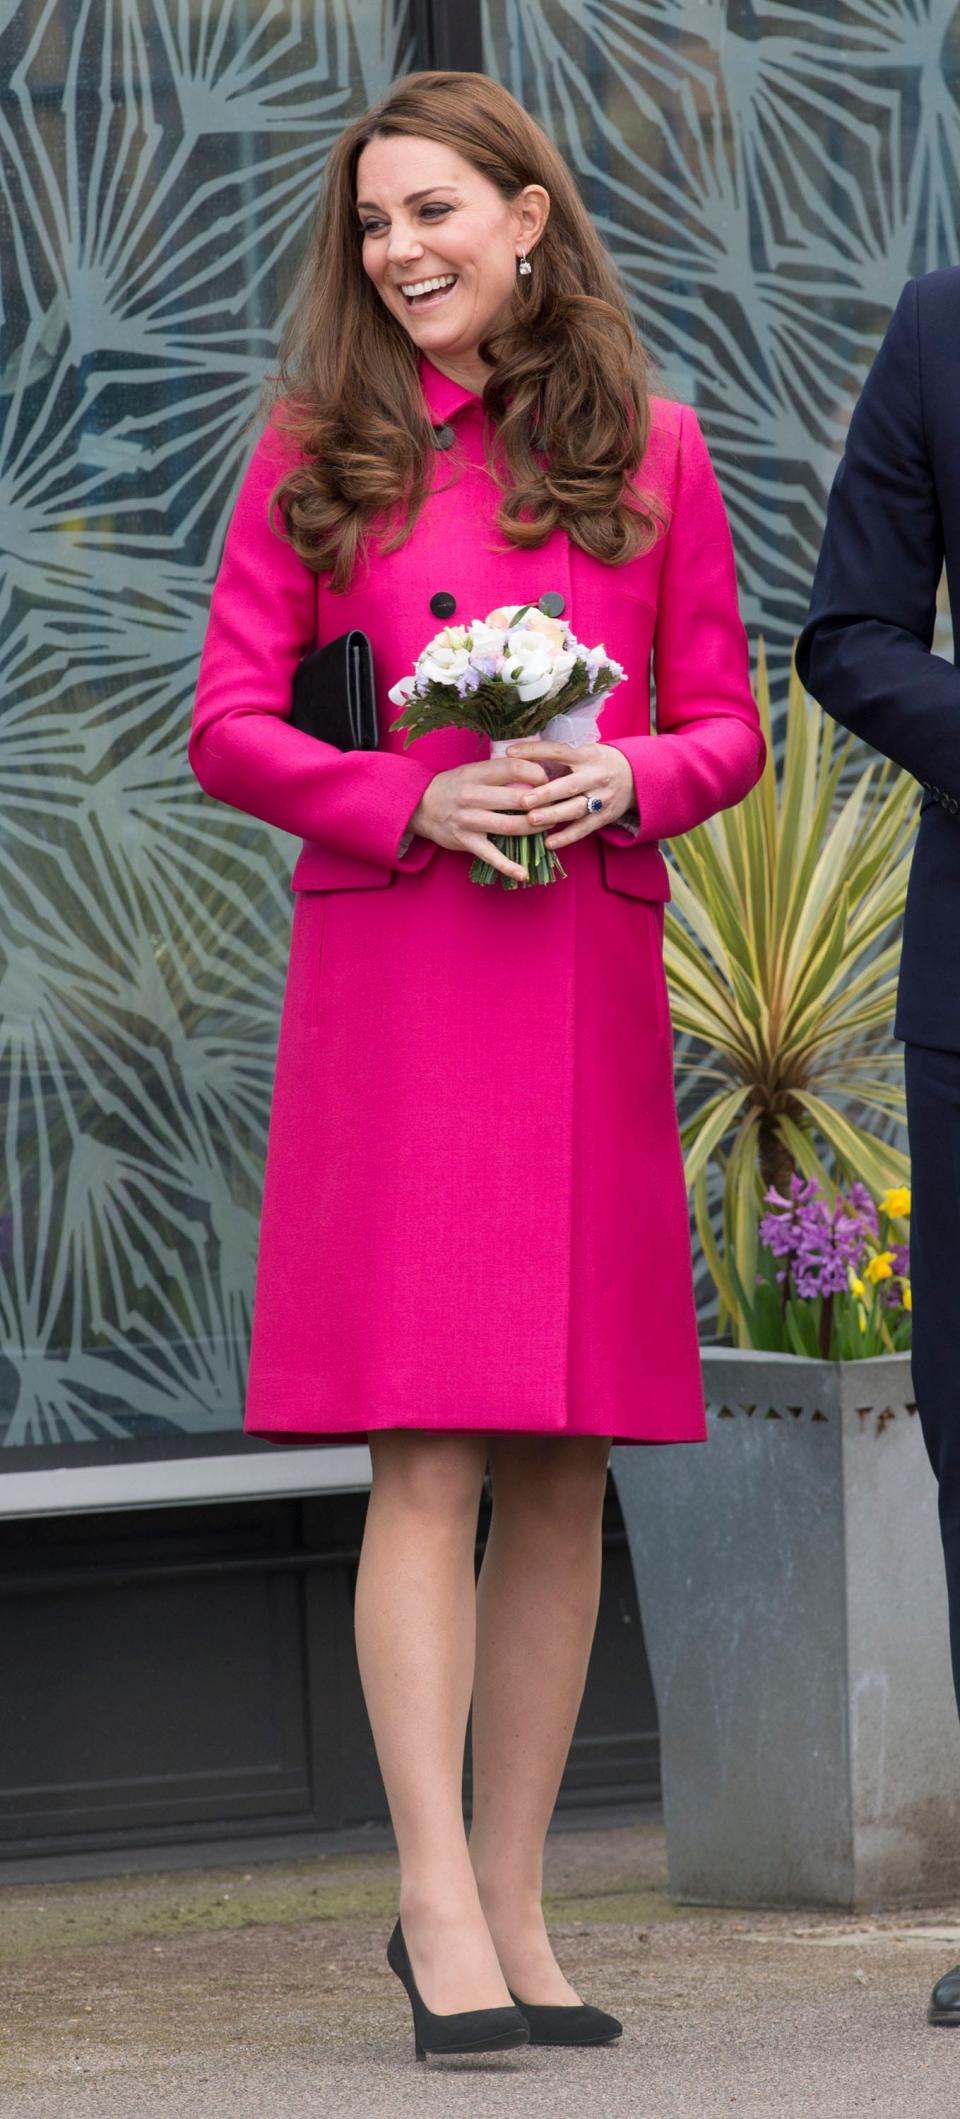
[504,740,636,847]
[409,756,551,884]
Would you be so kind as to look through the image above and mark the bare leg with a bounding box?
[468,1434,612,2004]
[354,1428,513,2013]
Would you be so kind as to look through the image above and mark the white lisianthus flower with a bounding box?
[467,620,508,666]
[417,642,472,686]
[387,673,418,707]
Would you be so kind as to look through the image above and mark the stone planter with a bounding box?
[611,1347,960,1910]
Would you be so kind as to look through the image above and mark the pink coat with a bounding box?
[190,355,765,1446]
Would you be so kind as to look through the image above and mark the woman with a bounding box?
[190,70,765,2062]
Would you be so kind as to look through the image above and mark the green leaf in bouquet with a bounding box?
[389,678,526,746]
[388,653,622,754]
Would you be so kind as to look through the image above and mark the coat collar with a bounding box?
[418,352,481,425]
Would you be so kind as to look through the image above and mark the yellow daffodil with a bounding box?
[865,1250,894,1283]
[880,1186,911,1219]
[858,1310,867,1333]
[903,1282,912,1312]
[849,1274,865,1298]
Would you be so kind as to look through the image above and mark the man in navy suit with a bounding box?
[797,267,960,2028]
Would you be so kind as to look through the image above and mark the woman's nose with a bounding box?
[386,221,424,266]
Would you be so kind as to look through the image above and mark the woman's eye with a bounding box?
[359,204,452,235]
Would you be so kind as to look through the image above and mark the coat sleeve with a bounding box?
[189,420,438,872]
[795,277,957,795]
[602,404,765,847]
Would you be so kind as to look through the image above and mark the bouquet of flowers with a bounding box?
[387,602,626,889]
[736,1175,912,1360]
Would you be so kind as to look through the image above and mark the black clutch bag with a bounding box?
[291,628,379,750]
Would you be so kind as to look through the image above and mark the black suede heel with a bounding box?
[386,1918,530,2060]
[509,1992,623,2046]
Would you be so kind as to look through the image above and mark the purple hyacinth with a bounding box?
[847,1180,879,1238]
[759,1174,872,1300]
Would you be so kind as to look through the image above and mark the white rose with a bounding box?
[525,610,567,652]
[501,630,555,702]
[505,623,560,661]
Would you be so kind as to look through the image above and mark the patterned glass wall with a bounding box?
[5,4,953,1456]
[0,0,413,1455]
[484,0,960,664]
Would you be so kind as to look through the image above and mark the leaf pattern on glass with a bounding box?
[0,0,411,1447]
[483,0,959,668]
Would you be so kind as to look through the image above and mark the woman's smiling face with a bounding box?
[356,133,548,378]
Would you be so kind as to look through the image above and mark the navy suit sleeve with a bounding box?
[796,278,959,795]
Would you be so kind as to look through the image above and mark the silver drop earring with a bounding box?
[517,248,532,276]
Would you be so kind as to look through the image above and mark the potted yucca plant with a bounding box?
[612,652,959,1914]
[667,641,913,1337]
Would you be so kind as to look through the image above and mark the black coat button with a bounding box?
[538,592,565,618]
[432,423,455,450]
[430,591,457,620]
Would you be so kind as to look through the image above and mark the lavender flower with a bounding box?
[584,646,606,694]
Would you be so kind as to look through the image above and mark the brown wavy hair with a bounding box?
[263,70,662,593]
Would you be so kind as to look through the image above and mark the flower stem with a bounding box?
[469,820,567,889]
[819,1289,834,1360]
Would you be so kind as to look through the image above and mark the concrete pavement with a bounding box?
[2,1811,959,2117]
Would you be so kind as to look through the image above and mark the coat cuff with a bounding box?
[604,727,764,845]
[391,765,435,870]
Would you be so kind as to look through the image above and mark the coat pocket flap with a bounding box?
[291,842,395,892]
[598,838,672,901]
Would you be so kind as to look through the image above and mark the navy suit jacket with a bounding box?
[796,268,960,1049]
